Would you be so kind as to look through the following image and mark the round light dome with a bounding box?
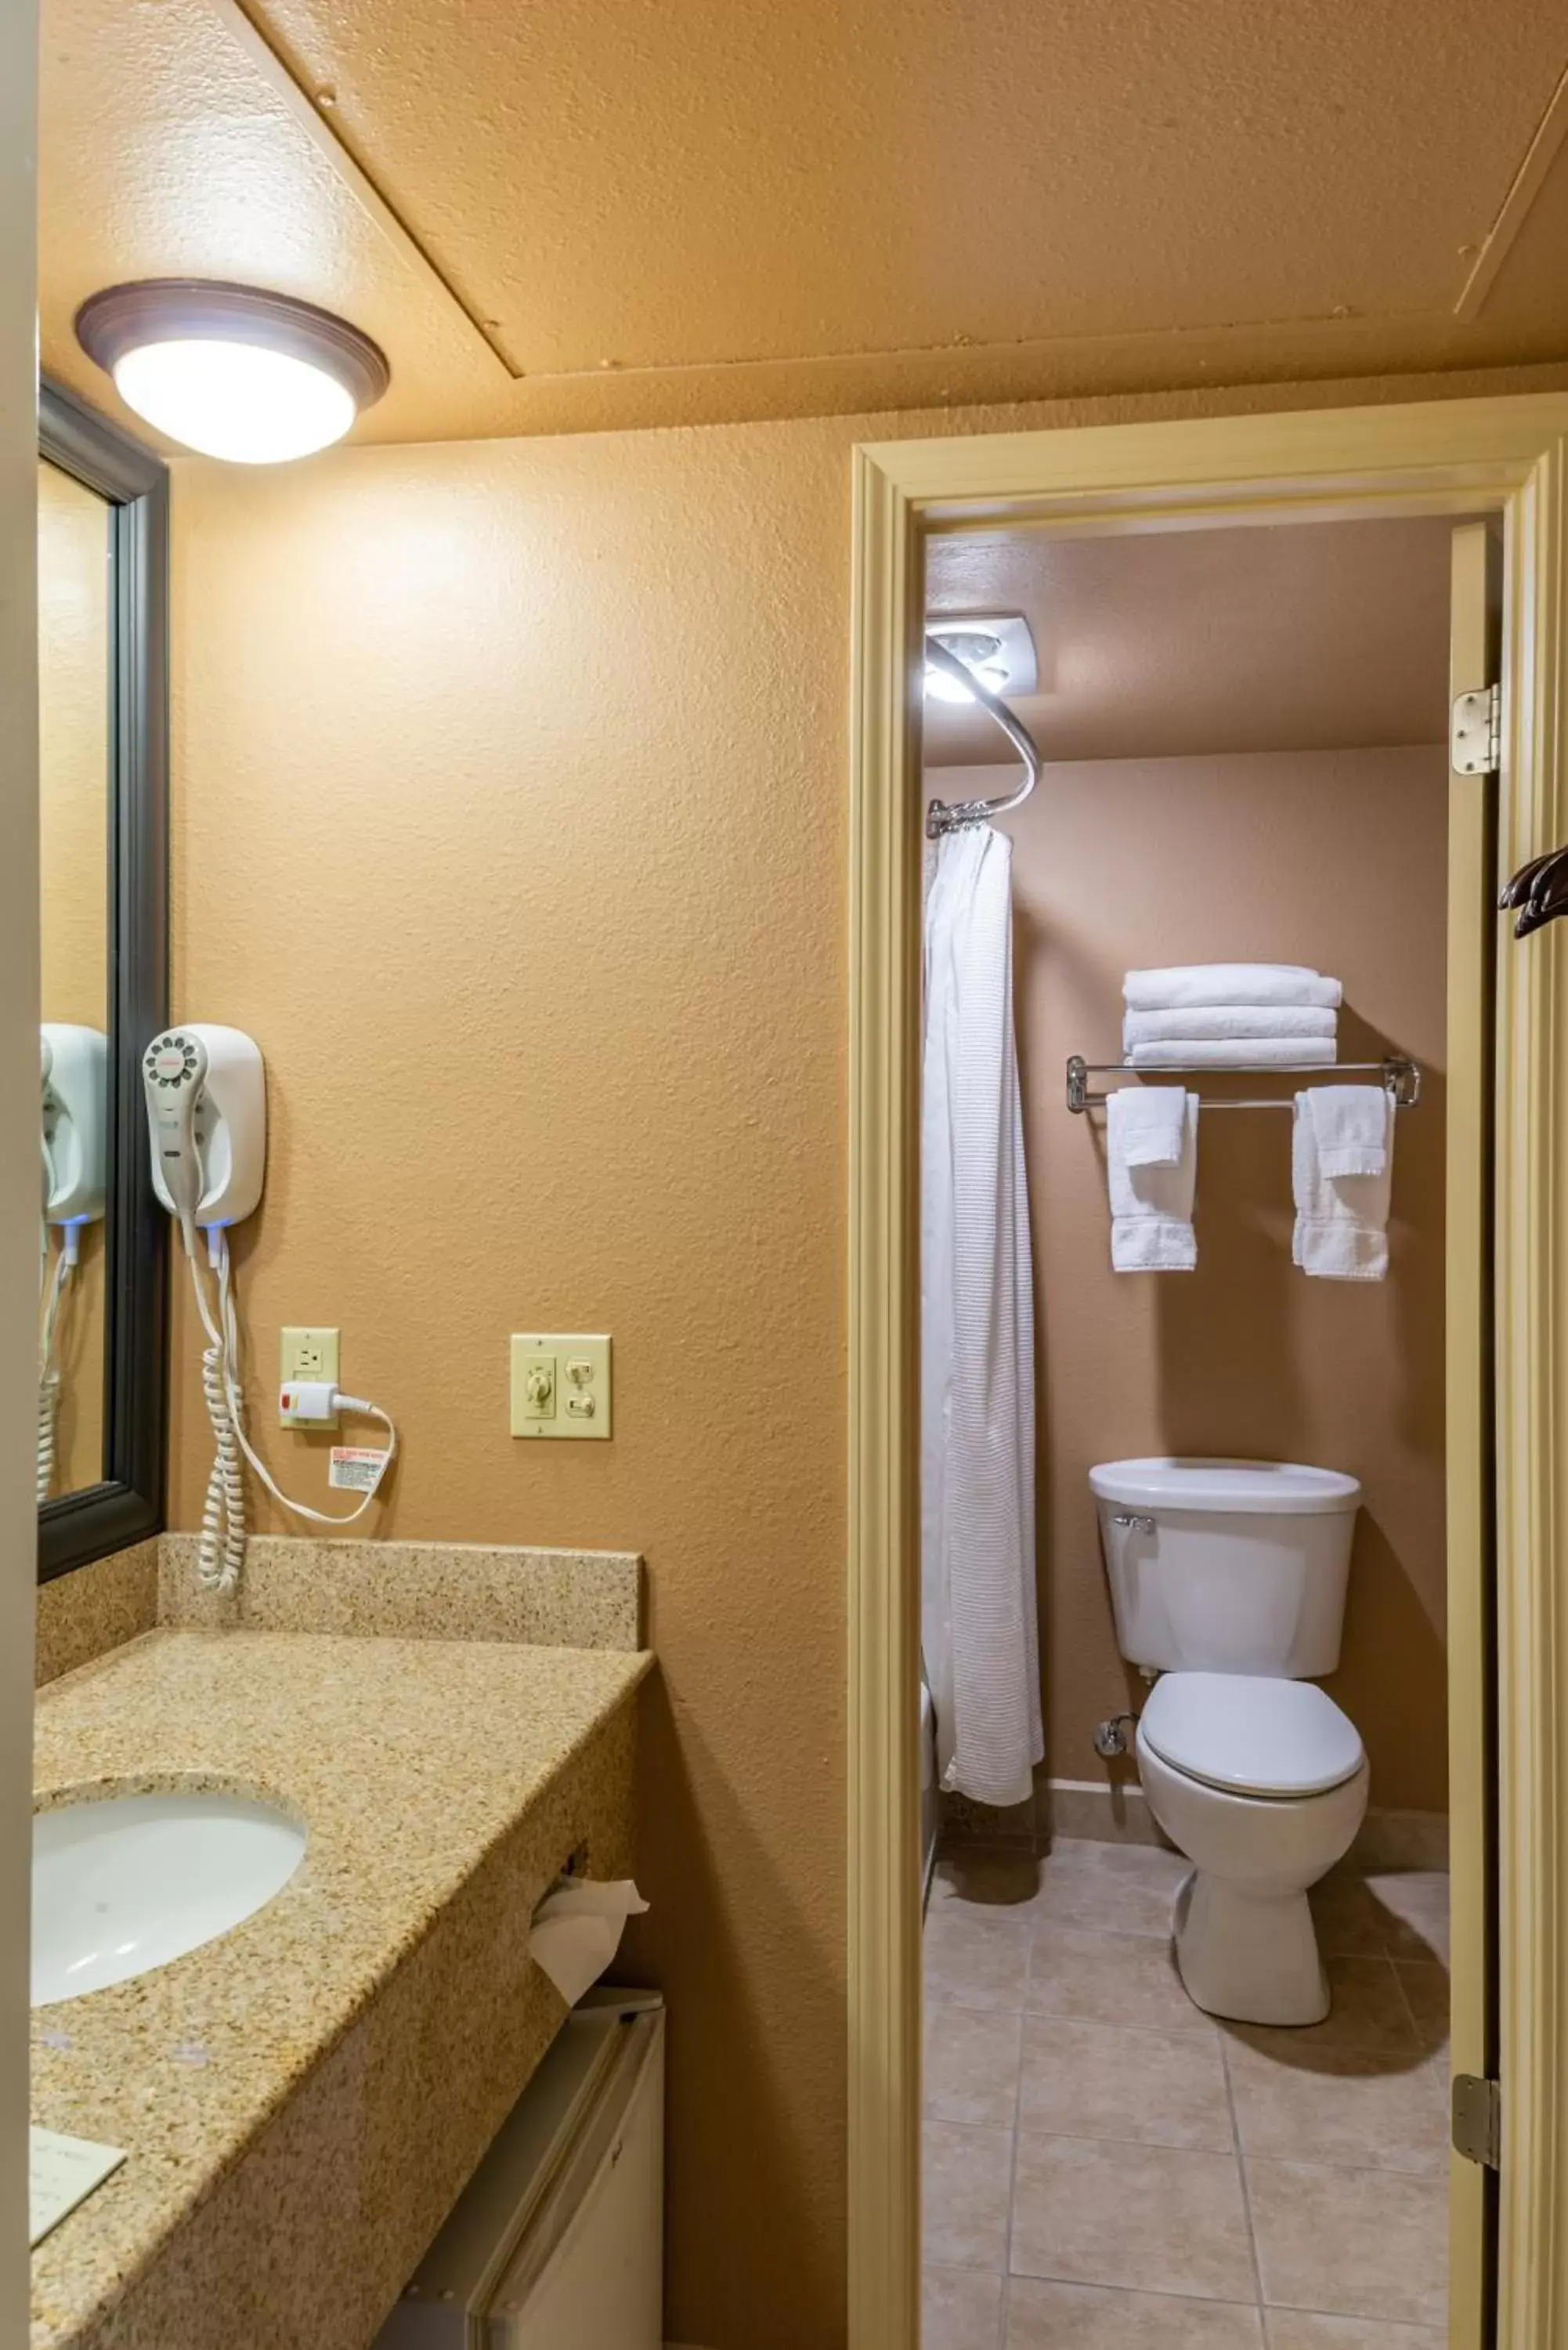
[924,655,1009,705]
[75,281,389,464]
[924,627,1009,704]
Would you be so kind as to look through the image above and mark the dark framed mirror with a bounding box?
[38,376,168,1579]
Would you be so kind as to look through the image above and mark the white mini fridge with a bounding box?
[375,1990,664,2349]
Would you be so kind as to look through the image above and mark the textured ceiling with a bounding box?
[923,515,1454,767]
[37,0,1568,443]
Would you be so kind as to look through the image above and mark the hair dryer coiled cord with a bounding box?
[36,1370,61,1506]
[199,1310,247,1593]
[36,1245,71,1506]
[186,1230,397,1595]
[190,1247,247,1592]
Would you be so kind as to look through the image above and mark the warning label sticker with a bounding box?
[329,1446,388,1492]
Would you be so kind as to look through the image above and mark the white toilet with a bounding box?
[1089,1457,1369,2026]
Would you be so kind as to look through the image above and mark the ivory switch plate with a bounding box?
[510,1333,612,1439]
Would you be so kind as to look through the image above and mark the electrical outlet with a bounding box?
[510,1333,612,1440]
[280,1327,340,1426]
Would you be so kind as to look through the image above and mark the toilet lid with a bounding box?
[1140,1672,1364,1798]
[1088,1458,1360,1516]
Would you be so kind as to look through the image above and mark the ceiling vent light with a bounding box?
[923,611,1038,705]
[75,280,390,465]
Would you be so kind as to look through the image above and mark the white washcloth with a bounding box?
[1125,964,1343,1013]
[1292,1088,1393,1280]
[1129,1036,1339,1069]
[1305,1083,1389,1178]
[1123,1004,1339,1048]
[1107,1083,1188,1167]
[1107,1090,1198,1271]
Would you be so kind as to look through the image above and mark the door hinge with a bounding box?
[1452,2073,1501,2169]
[1451,683,1501,776]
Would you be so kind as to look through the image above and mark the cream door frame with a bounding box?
[0,0,38,2326]
[847,393,1568,2350]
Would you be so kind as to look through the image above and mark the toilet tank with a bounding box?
[1088,1458,1361,1677]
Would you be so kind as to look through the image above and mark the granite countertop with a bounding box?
[31,1627,652,2350]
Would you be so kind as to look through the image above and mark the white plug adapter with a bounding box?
[278,1379,338,1425]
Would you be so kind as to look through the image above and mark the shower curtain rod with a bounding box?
[924,638,1042,839]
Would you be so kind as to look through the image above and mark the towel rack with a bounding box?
[1065,1054,1422,1114]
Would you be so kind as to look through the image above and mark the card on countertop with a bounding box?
[30,2127,125,2247]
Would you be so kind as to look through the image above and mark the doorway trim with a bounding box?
[847,392,1568,2350]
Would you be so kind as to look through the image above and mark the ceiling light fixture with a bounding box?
[75,280,390,465]
[923,612,1039,705]
[924,630,1007,703]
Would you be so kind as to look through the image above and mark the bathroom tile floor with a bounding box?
[923,1840,1450,2349]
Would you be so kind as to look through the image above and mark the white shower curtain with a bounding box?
[921,821,1042,1810]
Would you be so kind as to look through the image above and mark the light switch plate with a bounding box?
[280,1327,340,1426]
[511,1333,612,1439]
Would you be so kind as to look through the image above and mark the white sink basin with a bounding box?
[32,1791,306,2008]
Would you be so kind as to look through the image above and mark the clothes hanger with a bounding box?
[1515,870,1568,937]
[1500,844,1568,936]
[1498,850,1562,909]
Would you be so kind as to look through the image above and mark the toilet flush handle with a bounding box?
[1111,1510,1156,1535]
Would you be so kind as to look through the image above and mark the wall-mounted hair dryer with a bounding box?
[143,1023,395,1593]
[38,1024,110,1502]
[143,1024,266,1254]
[42,1022,107,1227]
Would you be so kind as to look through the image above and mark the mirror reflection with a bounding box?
[38,457,111,1502]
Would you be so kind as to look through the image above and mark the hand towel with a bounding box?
[1106,1082,1188,1167]
[1129,1036,1339,1069]
[1125,964,1343,1013]
[1305,1083,1389,1178]
[1292,1087,1393,1280]
[1107,1089,1198,1271]
[1123,1003,1339,1048]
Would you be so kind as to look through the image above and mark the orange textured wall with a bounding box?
[168,372,1516,2345]
[169,417,855,2350]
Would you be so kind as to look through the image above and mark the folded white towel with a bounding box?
[1129,1036,1339,1069]
[1306,1083,1389,1179]
[1123,1004,1339,1048]
[1292,1086,1393,1280]
[1107,1090,1198,1271]
[1125,964,1343,1013]
[1107,1083,1189,1168]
